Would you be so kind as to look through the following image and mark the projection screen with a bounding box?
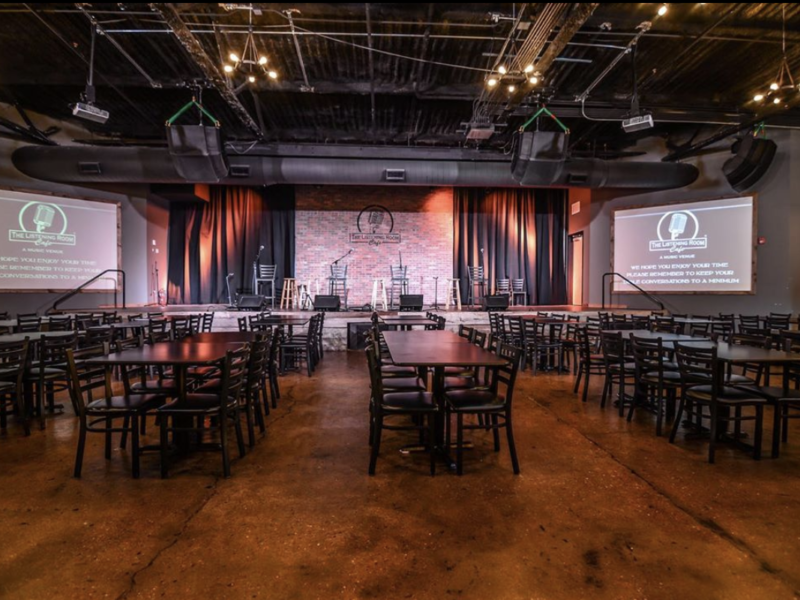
[0,188,120,292]
[612,195,756,294]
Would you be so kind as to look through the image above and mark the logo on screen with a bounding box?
[8,202,76,247]
[350,205,400,245]
[649,210,707,253]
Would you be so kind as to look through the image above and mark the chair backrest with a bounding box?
[730,332,771,350]
[505,316,523,341]
[258,264,277,279]
[219,346,250,413]
[473,330,487,348]
[365,344,386,409]
[48,315,74,331]
[436,316,446,331]
[457,324,475,341]
[16,313,41,333]
[599,330,625,366]
[80,326,113,348]
[148,318,169,335]
[101,312,119,325]
[172,317,192,340]
[238,316,248,332]
[511,279,525,292]
[630,315,650,329]
[0,338,30,390]
[330,264,347,279]
[738,315,762,330]
[39,332,78,367]
[490,342,522,406]
[488,312,501,337]
[126,313,144,322]
[766,313,791,330]
[112,336,149,395]
[201,312,214,332]
[629,334,666,377]
[496,279,510,294]
[597,312,610,329]
[188,314,202,334]
[610,314,628,326]
[65,344,112,418]
[674,342,720,394]
[244,335,270,398]
[468,266,484,282]
[390,265,408,280]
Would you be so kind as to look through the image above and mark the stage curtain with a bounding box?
[453,187,568,305]
[167,185,295,304]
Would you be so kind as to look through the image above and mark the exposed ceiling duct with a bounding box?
[12,145,698,191]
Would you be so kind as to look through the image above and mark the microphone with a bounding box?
[260,245,264,250]
[34,204,55,233]
[480,247,485,253]
[668,213,688,240]
[227,272,234,279]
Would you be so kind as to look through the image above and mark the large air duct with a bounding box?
[11,145,698,190]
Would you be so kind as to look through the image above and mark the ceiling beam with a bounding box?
[148,3,265,141]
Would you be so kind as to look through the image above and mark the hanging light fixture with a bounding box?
[221,4,277,87]
[752,5,796,105]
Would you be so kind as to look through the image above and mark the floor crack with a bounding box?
[525,392,800,595]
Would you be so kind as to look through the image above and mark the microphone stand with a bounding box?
[332,249,353,266]
[226,274,234,307]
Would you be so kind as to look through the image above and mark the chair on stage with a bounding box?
[511,279,527,307]
[467,266,487,307]
[254,264,277,309]
[328,265,348,310]
[388,265,409,310]
[495,278,511,303]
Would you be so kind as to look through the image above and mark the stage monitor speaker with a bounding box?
[723,136,777,192]
[511,131,568,186]
[483,294,509,311]
[314,295,341,312]
[237,295,266,311]
[166,124,229,183]
[399,294,424,311]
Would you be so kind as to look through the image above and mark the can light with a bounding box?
[223,64,234,73]
[268,71,278,79]
[248,75,256,83]
[258,56,268,65]
[524,64,534,74]
[658,4,668,16]
[530,76,539,85]
[498,65,507,75]
[753,93,764,102]
[487,78,497,87]
[229,53,240,63]
[508,85,516,93]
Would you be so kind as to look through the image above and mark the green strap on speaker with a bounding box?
[519,105,570,134]
[166,98,220,128]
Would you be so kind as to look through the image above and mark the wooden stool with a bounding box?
[371,278,388,311]
[445,278,462,311]
[280,278,298,310]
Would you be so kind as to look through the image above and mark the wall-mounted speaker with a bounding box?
[314,295,341,312]
[723,136,777,192]
[511,131,568,185]
[399,294,424,311]
[483,294,509,312]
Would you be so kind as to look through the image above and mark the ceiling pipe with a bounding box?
[12,145,698,190]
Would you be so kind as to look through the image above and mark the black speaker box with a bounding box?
[723,136,777,192]
[166,124,229,183]
[511,131,568,185]
[237,295,266,311]
[483,294,509,311]
[314,295,341,312]
[399,294,424,311]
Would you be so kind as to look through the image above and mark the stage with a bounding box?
[71,304,649,351]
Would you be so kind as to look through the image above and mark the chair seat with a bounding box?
[382,376,426,392]
[381,391,437,413]
[131,379,177,392]
[641,370,682,385]
[445,389,506,412]
[0,381,16,392]
[732,385,800,402]
[726,373,757,385]
[443,376,477,391]
[381,364,418,377]
[86,393,165,412]
[159,393,236,413]
[609,362,637,373]
[685,385,768,405]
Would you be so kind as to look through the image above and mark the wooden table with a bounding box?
[0,331,77,344]
[382,330,507,468]
[605,330,710,345]
[185,332,261,344]
[380,317,435,330]
[256,316,310,336]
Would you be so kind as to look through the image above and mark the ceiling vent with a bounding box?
[384,168,406,182]
[229,164,251,178]
[78,161,102,175]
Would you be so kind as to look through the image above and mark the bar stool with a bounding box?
[445,278,462,311]
[371,279,388,311]
[467,266,486,307]
[328,265,348,310]
[280,278,298,310]
[495,278,511,303]
[254,264,277,308]
[511,278,527,307]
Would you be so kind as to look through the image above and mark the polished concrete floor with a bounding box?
[1,351,800,599]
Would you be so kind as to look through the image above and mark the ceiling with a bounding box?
[2,2,800,158]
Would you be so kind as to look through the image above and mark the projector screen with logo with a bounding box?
[612,196,756,294]
[0,189,120,292]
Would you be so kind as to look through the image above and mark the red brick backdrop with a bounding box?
[294,186,454,307]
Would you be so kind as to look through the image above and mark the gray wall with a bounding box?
[587,128,800,315]
[0,108,151,315]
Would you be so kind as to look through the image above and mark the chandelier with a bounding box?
[222,4,277,86]
[752,5,797,106]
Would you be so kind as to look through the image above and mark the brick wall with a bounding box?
[294,186,454,307]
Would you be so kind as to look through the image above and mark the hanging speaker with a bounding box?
[166,125,229,183]
[511,131,568,185]
[722,136,777,192]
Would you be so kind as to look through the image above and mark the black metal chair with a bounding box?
[158,346,249,478]
[670,342,766,463]
[0,338,30,435]
[201,312,215,332]
[573,325,605,403]
[16,313,41,333]
[629,334,681,436]
[523,320,563,375]
[599,330,636,415]
[25,332,78,427]
[366,344,436,476]
[444,342,523,475]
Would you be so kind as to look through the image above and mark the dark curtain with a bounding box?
[167,185,295,304]
[453,187,568,305]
